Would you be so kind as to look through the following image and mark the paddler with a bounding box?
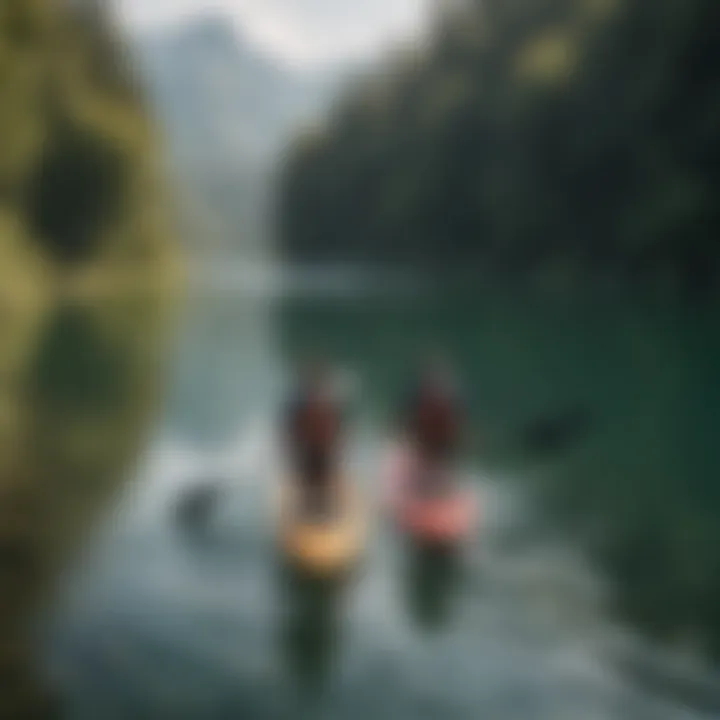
[399,356,465,498]
[282,357,344,519]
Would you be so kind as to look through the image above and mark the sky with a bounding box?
[112,0,431,68]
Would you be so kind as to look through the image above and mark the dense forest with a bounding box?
[0,1,177,715]
[279,0,719,297]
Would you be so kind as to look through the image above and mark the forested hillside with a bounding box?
[280,0,719,297]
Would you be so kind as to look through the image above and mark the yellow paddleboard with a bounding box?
[277,479,364,576]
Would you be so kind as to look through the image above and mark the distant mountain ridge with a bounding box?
[132,14,332,172]
[128,13,373,259]
[127,14,342,258]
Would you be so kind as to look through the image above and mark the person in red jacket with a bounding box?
[282,358,344,518]
[399,357,464,497]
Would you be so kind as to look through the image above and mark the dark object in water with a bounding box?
[521,405,595,456]
[404,542,462,632]
[176,482,222,528]
[277,557,347,696]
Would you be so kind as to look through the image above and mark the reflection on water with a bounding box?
[26,295,174,573]
[278,291,720,648]
[277,564,349,699]
[403,544,462,633]
[27,279,720,720]
[0,288,173,717]
[31,306,130,417]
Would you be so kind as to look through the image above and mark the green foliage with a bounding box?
[27,114,127,264]
[0,0,174,276]
[279,0,720,297]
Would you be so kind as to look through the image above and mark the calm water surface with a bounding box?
[43,275,720,719]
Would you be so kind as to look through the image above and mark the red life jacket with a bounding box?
[296,397,339,448]
[414,391,458,447]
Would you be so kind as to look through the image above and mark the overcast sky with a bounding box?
[112,0,431,68]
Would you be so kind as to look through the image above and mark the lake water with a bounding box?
[41,271,720,719]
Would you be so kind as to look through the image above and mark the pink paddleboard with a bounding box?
[383,443,478,544]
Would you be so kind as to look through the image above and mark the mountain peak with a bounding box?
[173,13,244,50]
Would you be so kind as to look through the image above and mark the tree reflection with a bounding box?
[0,291,174,717]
